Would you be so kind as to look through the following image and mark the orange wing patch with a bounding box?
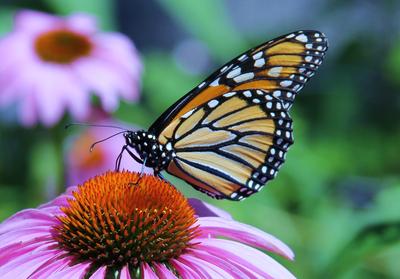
[173,85,230,122]
[170,159,242,197]
[220,144,266,168]
[175,108,205,139]
[264,41,305,55]
[239,134,274,150]
[174,128,235,149]
[203,97,247,124]
[213,105,266,128]
[229,119,275,134]
[167,161,221,196]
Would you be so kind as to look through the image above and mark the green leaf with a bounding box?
[157,0,247,59]
[141,52,198,116]
[0,8,15,36]
[43,0,115,30]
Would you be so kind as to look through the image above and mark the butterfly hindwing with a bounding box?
[163,89,293,200]
[150,30,327,135]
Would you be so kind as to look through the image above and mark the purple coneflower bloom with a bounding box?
[0,171,295,278]
[0,10,141,126]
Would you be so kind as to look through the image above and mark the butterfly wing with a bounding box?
[149,30,328,136]
[163,89,292,200]
[149,30,328,200]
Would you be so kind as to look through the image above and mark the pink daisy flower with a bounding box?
[0,10,141,126]
[0,171,296,278]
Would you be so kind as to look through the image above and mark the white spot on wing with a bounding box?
[268,66,283,77]
[243,90,252,97]
[210,78,220,87]
[181,109,194,119]
[233,73,255,83]
[254,58,265,68]
[198,82,206,88]
[208,99,219,108]
[273,90,281,98]
[295,34,308,43]
[220,65,229,72]
[227,68,241,78]
[286,33,295,38]
[252,51,263,60]
[280,80,293,87]
[223,92,236,97]
[238,54,247,61]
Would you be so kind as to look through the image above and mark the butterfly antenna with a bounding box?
[89,131,127,152]
[65,122,126,130]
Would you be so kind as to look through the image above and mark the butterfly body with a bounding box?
[124,130,173,173]
[120,30,328,200]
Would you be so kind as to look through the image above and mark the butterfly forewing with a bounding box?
[149,30,327,135]
[137,30,328,200]
[163,89,293,200]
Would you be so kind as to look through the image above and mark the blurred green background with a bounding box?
[1,0,400,278]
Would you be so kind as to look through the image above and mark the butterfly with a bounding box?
[117,30,328,201]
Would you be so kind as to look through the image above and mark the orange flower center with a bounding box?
[34,29,92,64]
[53,171,198,268]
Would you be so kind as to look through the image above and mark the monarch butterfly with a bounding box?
[119,30,328,201]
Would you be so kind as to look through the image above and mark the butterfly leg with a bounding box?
[124,146,143,165]
[129,156,147,186]
[115,145,127,171]
[155,172,176,188]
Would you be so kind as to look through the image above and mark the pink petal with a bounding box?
[0,239,51,266]
[89,266,107,278]
[141,262,158,279]
[14,10,61,34]
[178,254,235,279]
[153,263,178,279]
[30,66,69,126]
[93,33,142,78]
[187,249,255,279]
[66,13,98,35]
[197,238,296,279]
[0,244,59,278]
[0,228,53,247]
[197,217,294,260]
[0,209,57,234]
[24,251,69,279]
[73,59,121,111]
[188,199,232,220]
[170,259,199,279]
[120,265,131,279]
[38,193,72,214]
[47,261,91,279]
[56,68,90,121]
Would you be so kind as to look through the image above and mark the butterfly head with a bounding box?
[124,130,171,171]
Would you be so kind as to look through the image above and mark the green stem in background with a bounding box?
[50,124,66,195]
[28,125,67,205]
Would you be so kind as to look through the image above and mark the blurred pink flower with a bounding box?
[0,171,295,279]
[0,10,141,126]
[65,120,151,186]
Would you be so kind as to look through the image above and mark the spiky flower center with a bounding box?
[34,29,92,63]
[53,171,198,268]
